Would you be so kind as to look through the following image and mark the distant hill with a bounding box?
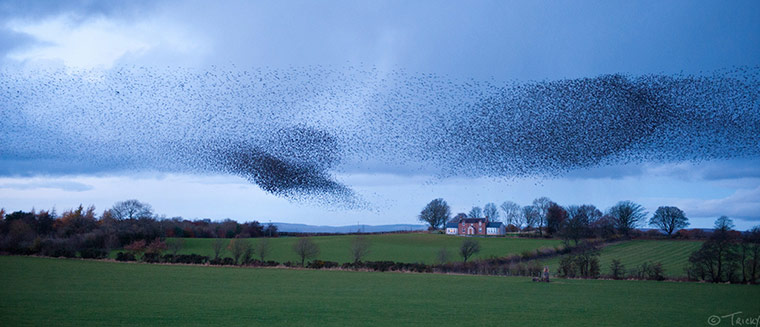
[272,222,427,234]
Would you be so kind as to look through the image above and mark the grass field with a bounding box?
[542,240,703,277]
[122,233,564,264]
[2,256,758,326]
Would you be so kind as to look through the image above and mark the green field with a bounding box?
[2,256,758,326]
[130,233,563,264]
[542,240,703,277]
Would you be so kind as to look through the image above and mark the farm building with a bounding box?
[445,218,505,236]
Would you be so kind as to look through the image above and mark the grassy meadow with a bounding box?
[2,255,758,326]
[542,240,703,277]
[123,233,564,264]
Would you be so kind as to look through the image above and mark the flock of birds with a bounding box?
[1,65,758,208]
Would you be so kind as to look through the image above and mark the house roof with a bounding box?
[462,218,486,224]
[487,222,504,228]
[445,222,459,228]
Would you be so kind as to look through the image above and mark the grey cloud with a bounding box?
[0,181,94,192]
[675,186,760,222]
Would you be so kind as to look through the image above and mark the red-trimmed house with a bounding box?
[445,217,505,236]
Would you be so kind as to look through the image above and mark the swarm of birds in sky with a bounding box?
[1,65,758,208]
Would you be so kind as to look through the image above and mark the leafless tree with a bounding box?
[212,238,225,260]
[257,238,272,262]
[436,247,451,264]
[532,197,552,236]
[459,238,481,263]
[293,237,320,266]
[484,203,499,221]
[109,199,153,220]
[228,238,251,265]
[167,238,185,256]
[350,235,371,263]
[609,201,647,236]
[468,206,483,218]
[500,201,521,227]
[522,205,539,230]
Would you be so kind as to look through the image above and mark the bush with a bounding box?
[307,260,339,269]
[610,259,625,279]
[116,252,136,262]
[635,261,665,281]
[79,248,108,259]
[162,254,209,264]
[143,252,161,263]
[588,257,600,278]
[520,249,537,259]
[39,238,77,258]
[643,230,664,239]
[558,256,576,277]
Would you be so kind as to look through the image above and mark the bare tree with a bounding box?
[243,244,254,265]
[532,197,552,236]
[228,238,251,265]
[109,199,153,220]
[257,238,272,262]
[649,206,689,236]
[609,201,647,236]
[166,238,185,256]
[212,238,225,260]
[459,239,481,263]
[468,206,483,218]
[562,205,591,246]
[418,198,451,230]
[436,247,451,264]
[522,205,539,230]
[483,203,499,221]
[350,235,371,263]
[293,237,320,266]
[500,201,521,227]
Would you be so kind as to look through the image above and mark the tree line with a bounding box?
[0,199,279,258]
[420,197,693,241]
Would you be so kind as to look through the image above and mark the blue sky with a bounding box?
[0,0,759,229]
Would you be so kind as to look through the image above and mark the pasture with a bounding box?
[542,240,703,277]
[1,256,758,326]
[131,233,564,264]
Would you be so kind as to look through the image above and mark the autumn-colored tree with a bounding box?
[56,205,97,237]
[125,239,147,257]
[145,238,168,254]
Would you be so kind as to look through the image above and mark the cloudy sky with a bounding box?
[1,0,759,229]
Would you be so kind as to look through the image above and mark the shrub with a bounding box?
[610,259,625,279]
[521,249,537,259]
[643,229,664,239]
[558,256,576,277]
[588,257,600,278]
[637,261,665,281]
[142,252,161,263]
[527,261,543,276]
[79,248,108,259]
[116,252,136,262]
[307,260,339,269]
[145,238,168,254]
[209,257,235,265]
[39,238,77,258]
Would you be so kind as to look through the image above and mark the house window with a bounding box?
[479,228,482,233]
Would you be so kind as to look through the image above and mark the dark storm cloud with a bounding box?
[1,66,758,207]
